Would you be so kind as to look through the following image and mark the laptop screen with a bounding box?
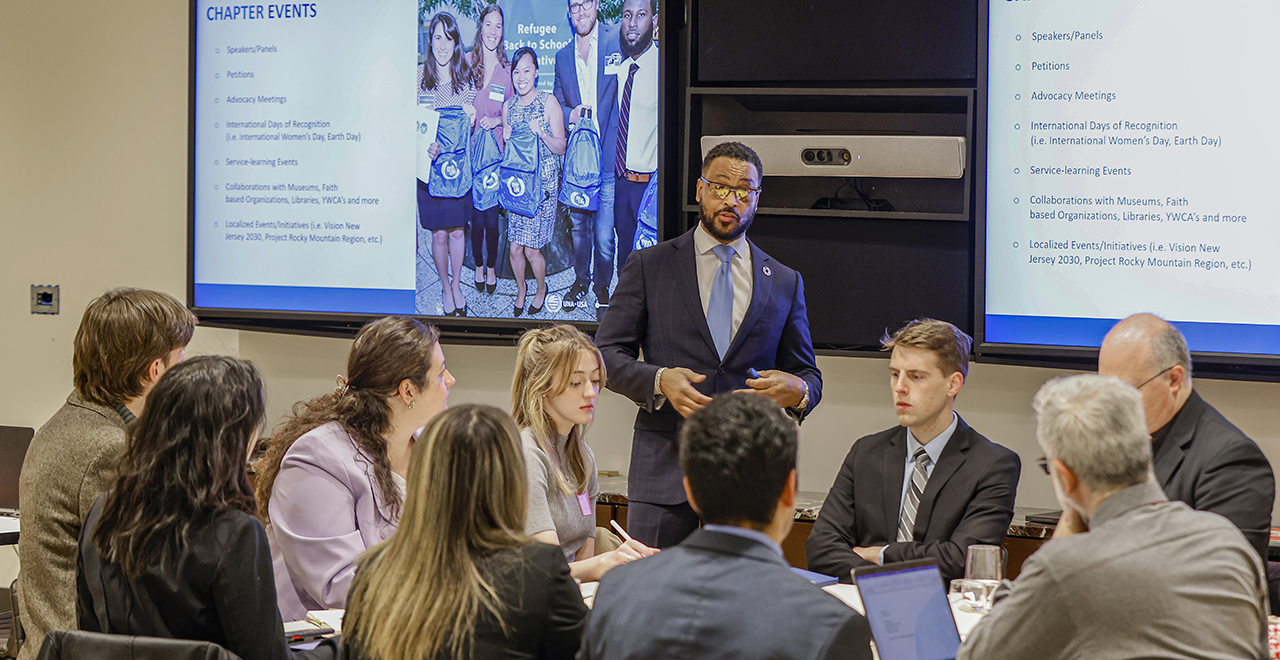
[0,427,35,511]
[854,560,961,660]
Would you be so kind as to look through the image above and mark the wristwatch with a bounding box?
[792,379,810,413]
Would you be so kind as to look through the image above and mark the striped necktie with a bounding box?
[615,62,640,176]
[897,448,932,542]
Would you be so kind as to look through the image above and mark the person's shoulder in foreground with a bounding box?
[580,393,872,660]
[958,374,1267,660]
[17,287,194,660]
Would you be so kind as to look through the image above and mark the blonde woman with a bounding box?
[512,325,656,581]
[343,404,586,660]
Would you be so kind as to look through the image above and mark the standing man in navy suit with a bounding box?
[596,141,821,547]
[553,0,621,311]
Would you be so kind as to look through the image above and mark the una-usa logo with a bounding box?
[505,176,526,197]
[570,191,590,207]
[418,122,429,135]
[482,171,499,190]
[442,159,461,180]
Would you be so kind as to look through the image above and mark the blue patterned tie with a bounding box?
[708,244,735,359]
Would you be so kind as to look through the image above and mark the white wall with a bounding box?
[5,0,1280,524]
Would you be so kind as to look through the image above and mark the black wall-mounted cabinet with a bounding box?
[674,0,980,351]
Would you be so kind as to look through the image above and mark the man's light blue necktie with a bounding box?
[708,244,735,359]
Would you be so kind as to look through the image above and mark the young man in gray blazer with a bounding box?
[580,393,872,660]
[806,319,1020,582]
[959,374,1267,660]
[16,288,195,659]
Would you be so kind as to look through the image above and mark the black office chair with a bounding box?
[36,631,241,660]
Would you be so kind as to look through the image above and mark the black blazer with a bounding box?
[596,229,821,504]
[1156,391,1275,560]
[579,528,872,660]
[806,417,1021,582]
[76,497,292,660]
[344,542,586,660]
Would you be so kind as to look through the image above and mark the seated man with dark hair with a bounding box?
[580,393,872,660]
[806,319,1020,583]
[17,288,196,660]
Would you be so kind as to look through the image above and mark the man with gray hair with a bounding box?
[958,374,1267,660]
[1098,313,1274,560]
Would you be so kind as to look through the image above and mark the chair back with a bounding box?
[36,630,242,660]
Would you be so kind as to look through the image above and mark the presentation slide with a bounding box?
[192,0,661,320]
[985,0,1280,354]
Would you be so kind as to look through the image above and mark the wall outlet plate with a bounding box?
[31,285,59,315]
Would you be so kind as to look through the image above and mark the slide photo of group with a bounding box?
[414,0,660,321]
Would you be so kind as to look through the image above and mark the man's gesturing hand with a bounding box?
[737,369,806,409]
[660,367,713,418]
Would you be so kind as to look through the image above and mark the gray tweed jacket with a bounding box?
[16,392,128,660]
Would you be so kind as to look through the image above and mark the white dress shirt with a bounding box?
[617,44,658,173]
[694,222,752,343]
[573,23,598,121]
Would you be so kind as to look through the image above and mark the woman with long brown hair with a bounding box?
[419,10,478,316]
[512,325,655,581]
[343,404,586,660]
[254,316,454,620]
[77,356,299,660]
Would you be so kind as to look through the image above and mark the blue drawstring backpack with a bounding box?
[500,126,541,218]
[559,111,601,211]
[428,106,472,198]
[633,172,659,252]
[472,128,503,211]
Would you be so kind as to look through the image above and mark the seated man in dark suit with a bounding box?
[580,393,872,660]
[1098,313,1274,561]
[806,319,1021,582]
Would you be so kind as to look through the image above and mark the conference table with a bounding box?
[595,476,1058,578]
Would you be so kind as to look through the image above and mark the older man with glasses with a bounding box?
[1097,312,1274,561]
[960,374,1268,660]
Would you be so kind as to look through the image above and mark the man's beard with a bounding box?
[574,14,596,37]
[700,206,752,242]
[621,23,654,59]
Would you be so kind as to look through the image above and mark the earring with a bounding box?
[409,401,415,410]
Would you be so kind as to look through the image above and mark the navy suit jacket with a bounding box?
[1155,390,1275,561]
[578,529,873,660]
[595,229,822,504]
[805,417,1021,583]
[552,22,621,172]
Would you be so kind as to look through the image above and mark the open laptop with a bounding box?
[0,426,35,516]
[853,559,962,660]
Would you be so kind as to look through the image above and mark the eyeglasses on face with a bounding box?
[699,177,760,205]
[569,1,595,14]
[1037,456,1051,476]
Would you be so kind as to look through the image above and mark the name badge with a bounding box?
[604,53,623,76]
[489,83,505,102]
[576,492,593,516]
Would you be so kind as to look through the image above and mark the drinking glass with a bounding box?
[965,544,1007,581]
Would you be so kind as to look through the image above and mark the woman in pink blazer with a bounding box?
[253,316,454,620]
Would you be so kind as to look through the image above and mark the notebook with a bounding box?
[0,427,35,515]
[853,559,962,660]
